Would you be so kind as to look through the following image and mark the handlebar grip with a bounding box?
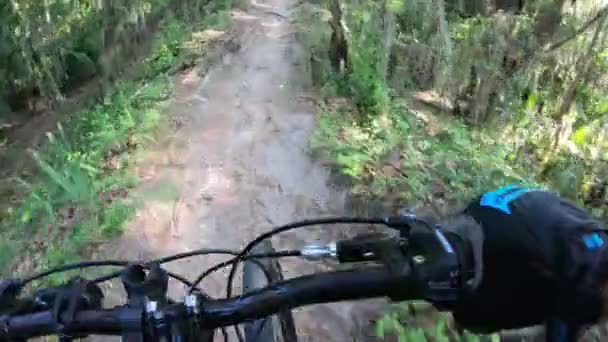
[4,307,142,339]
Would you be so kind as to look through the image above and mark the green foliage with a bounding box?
[0,0,213,112]
[307,0,608,339]
[0,13,203,277]
[377,313,427,341]
[375,305,500,341]
[100,202,134,237]
[345,1,390,118]
[145,20,188,77]
[308,0,608,211]
[312,100,528,209]
[395,0,436,43]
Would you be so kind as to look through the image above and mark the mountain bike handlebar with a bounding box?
[2,267,417,339]
[0,215,468,341]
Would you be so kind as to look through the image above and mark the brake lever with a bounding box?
[406,227,463,306]
[384,211,465,305]
[335,233,404,264]
[303,212,467,305]
[0,279,24,313]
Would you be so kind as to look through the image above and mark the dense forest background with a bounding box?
[302,0,608,339]
[305,0,608,217]
[0,0,228,116]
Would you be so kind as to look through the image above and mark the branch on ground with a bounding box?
[265,11,288,19]
[546,5,608,52]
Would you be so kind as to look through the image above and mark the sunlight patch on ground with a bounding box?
[230,10,259,22]
[262,19,282,28]
[199,162,241,206]
[180,68,202,88]
[182,29,227,54]
[191,29,226,41]
[250,0,273,10]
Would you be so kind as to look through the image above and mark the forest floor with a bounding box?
[97,0,384,340]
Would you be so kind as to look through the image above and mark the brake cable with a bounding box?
[224,217,387,299]
[189,250,301,293]
[18,248,300,291]
[22,261,195,288]
[21,249,245,285]
[23,261,129,284]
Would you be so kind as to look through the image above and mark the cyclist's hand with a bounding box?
[441,188,606,340]
[439,210,550,333]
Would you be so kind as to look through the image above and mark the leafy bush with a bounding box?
[312,99,529,210]
[0,15,198,277]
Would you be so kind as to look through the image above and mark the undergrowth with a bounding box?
[302,3,608,339]
[311,98,532,212]
[309,78,522,342]
[0,8,233,284]
[308,74,518,341]
[377,303,500,342]
[297,1,593,340]
[309,89,549,338]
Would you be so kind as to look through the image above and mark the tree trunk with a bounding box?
[433,0,453,94]
[381,7,395,82]
[328,0,348,75]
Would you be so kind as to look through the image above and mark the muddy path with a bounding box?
[98,0,383,340]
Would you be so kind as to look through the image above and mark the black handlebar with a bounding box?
[0,215,468,340]
[201,266,416,327]
[5,307,141,337]
[1,266,418,339]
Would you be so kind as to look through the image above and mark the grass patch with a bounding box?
[377,304,500,342]
[0,10,232,282]
[311,98,534,213]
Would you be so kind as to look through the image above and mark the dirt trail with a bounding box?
[99,0,382,340]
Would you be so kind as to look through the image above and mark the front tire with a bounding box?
[242,240,297,342]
